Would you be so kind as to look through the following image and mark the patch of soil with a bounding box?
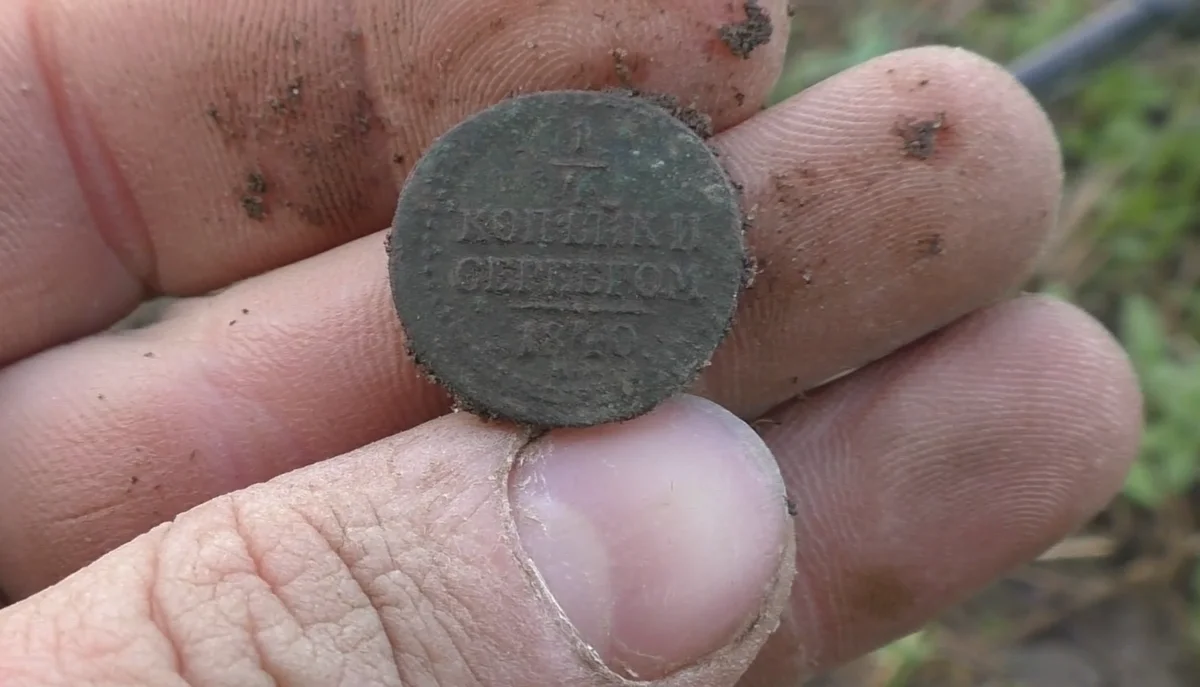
[719,0,773,59]
[240,171,269,220]
[241,194,267,220]
[895,112,948,160]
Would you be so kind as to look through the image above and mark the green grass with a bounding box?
[772,1,1200,683]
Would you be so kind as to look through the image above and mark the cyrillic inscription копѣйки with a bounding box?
[447,208,706,305]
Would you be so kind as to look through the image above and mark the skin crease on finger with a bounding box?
[0,0,788,365]
[734,295,1143,686]
[0,45,1064,596]
[0,407,797,687]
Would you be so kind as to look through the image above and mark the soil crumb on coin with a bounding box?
[606,87,714,138]
[719,0,773,59]
[742,253,760,289]
[894,112,948,160]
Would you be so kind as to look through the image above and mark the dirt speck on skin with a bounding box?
[786,497,798,516]
[241,172,269,220]
[241,195,266,220]
[719,0,773,59]
[768,169,813,225]
[917,233,945,257]
[350,90,381,136]
[203,103,241,142]
[246,172,268,195]
[269,77,305,114]
[895,112,948,160]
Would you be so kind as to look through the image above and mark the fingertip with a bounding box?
[869,44,1066,241]
[768,43,1064,251]
[853,291,1144,527]
[704,44,1067,416]
[977,294,1145,518]
[738,295,1143,679]
[509,395,794,680]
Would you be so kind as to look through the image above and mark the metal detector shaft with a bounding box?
[1008,0,1195,101]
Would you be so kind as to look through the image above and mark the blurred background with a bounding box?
[769,1,1200,686]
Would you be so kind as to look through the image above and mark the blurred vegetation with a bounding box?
[770,1,1200,685]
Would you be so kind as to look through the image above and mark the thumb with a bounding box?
[0,395,795,686]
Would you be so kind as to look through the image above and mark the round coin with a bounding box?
[387,90,746,428]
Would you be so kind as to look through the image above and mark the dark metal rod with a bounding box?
[1007,0,1195,100]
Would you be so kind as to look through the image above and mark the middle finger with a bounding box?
[0,46,1062,596]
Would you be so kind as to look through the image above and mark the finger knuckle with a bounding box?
[145,492,487,687]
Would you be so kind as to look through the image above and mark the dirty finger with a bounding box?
[0,0,789,364]
[697,45,1063,417]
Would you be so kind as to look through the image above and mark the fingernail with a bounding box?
[508,395,791,680]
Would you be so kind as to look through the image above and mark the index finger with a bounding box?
[0,0,788,364]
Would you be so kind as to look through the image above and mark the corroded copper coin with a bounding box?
[387,90,745,428]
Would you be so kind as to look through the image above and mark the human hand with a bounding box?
[0,1,1142,685]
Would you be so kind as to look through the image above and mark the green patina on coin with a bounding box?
[387,90,746,428]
